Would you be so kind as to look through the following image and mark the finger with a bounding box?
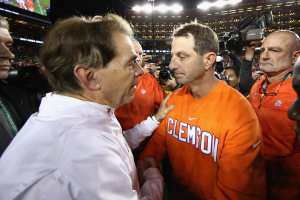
[149,181,163,200]
[162,93,172,105]
[165,104,175,113]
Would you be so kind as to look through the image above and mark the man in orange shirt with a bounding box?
[248,30,300,200]
[115,40,168,149]
[139,22,266,200]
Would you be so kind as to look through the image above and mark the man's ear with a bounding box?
[73,65,101,90]
[293,51,300,65]
[203,52,217,70]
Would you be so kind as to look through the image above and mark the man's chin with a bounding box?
[259,65,273,72]
[174,77,184,85]
[0,71,9,80]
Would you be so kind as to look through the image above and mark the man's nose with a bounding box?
[0,43,14,60]
[8,50,15,60]
[169,57,177,71]
[260,50,269,60]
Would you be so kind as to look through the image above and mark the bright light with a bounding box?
[171,3,183,13]
[18,37,43,44]
[132,5,142,13]
[155,4,168,14]
[228,0,242,5]
[132,2,183,14]
[197,2,211,10]
[215,1,228,9]
[144,3,153,14]
[197,0,242,11]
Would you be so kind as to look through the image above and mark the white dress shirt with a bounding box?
[124,116,159,150]
[0,93,140,200]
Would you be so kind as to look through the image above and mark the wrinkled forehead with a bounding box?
[0,27,12,42]
[263,32,295,49]
[113,32,136,58]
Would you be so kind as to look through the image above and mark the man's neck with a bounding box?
[266,68,293,83]
[62,91,113,107]
[188,73,219,98]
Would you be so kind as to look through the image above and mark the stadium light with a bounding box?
[132,3,153,13]
[171,3,184,13]
[155,4,168,13]
[197,0,242,11]
[132,2,183,14]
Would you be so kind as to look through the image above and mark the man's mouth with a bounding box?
[0,65,10,71]
[174,72,184,78]
[260,63,272,66]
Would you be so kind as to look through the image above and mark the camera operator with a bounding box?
[218,11,273,95]
[248,30,300,200]
[239,40,262,95]
[223,53,242,89]
[158,66,178,94]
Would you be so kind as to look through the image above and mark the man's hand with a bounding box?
[244,40,262,61]
[154,93,174,122]
[138,158,164,200]
[143,54,152,63]
[140,167,164,200]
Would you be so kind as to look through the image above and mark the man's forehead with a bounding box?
[171,35,195,53]
[133,40,142,52]
[113,33,134,51]
[113,33,136,59]
[263,32,293,47]
[0,27,12,42]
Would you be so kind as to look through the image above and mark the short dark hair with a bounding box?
[40,14,133,93]
[173,22,219,55]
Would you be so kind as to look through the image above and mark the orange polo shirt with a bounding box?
[140,81,266,200]
[116,72,164,130]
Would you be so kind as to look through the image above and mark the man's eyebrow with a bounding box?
[177,52,189,56]
[261,46,282,50]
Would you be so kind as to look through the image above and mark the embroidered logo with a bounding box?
[274,100,282,108]
[141,89,146,95]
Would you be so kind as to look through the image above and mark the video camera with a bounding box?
[159,66,173,83]
[215,11,273,81]
[218,11,273,56]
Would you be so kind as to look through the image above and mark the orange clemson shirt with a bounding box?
[140,81,266,200]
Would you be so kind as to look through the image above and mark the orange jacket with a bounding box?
[116,73,164,130]
[249,75,300,199]
[248,75,297,157]
[140,81,266,200]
